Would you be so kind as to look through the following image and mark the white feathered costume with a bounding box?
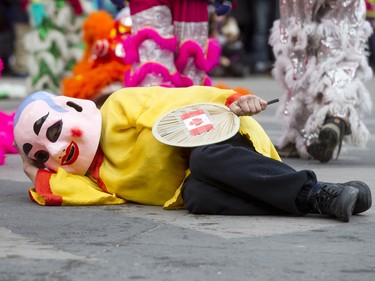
[270,0,373,159]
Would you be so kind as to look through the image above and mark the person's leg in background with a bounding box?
[249,0,275,74]
[369,29,375,70]
[9,1,30,76]
[231,0,277,74]
[366,0,375,70]
[0,1,14,76]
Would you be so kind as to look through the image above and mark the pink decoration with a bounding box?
[122,28,178,64]
[175,38,221,73]
[0,111,18,165]
[121,29,218,87]
[67,0,83,15]
[0,58,3,78]
[124,62,193,87]
[202,75,212,86]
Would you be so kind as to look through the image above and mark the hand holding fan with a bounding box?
[152,98,279,147]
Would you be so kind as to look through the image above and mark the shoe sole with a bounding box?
[307,125,339,163]
[335,186,358,222]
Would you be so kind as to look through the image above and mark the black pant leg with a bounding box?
[188,134,317,214]
[182,175,288,215]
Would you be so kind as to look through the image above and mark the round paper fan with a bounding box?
[152,103,240,147]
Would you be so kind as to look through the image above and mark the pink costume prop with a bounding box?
[125,0,221,87]
[0,112,17,165]
[0,57,17,165]
[270,0,373,159]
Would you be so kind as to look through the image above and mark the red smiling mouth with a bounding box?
[61,141,79,166]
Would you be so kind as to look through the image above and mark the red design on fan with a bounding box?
[181,110,214,136]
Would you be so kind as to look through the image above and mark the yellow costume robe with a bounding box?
[29,86,281,207]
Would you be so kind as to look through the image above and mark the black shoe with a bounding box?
[338,181,372,214]
[319,181,372,214]
[307,117,346,163]
[310,182,358,222]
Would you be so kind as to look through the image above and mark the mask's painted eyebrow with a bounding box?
[23,143,32,155]
[66,101,82,112]
[34,113,49,135]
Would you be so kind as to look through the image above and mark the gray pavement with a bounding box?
[0,76,375,281]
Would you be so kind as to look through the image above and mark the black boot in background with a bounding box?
[307,117,348,163]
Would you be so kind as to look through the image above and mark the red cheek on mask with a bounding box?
[71,128,83,138]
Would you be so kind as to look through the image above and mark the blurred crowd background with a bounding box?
[1,0,375,79]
